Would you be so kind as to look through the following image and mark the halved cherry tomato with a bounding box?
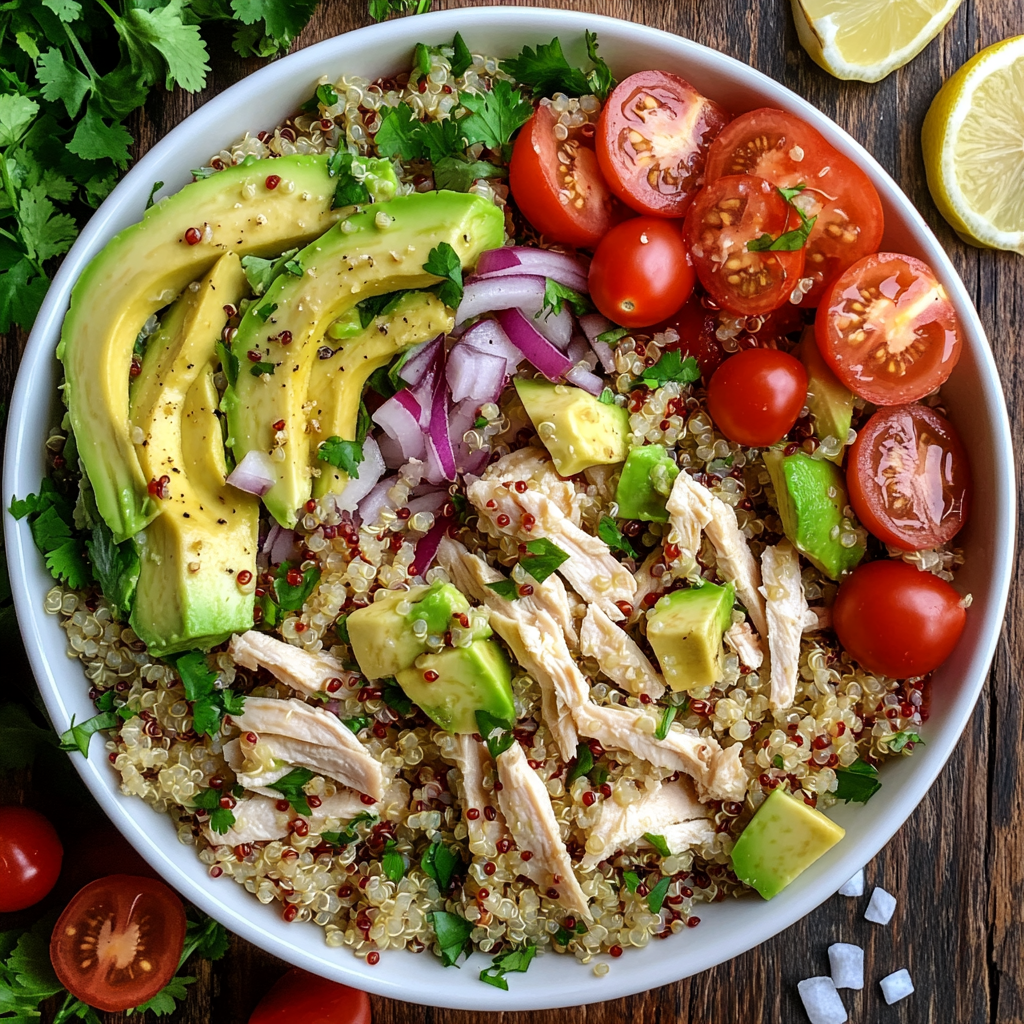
[833,559,966,678]
[815,252,963,405]
[51,875,186,1012]
[0,805,63,912]
[705,108,884,306]
[848,404,972,551]
[706,347,808,446]
[683,175,806,316]
[589,217,695,327]
[249,968,371,1024]
[651,294,724,379]
[509,104,621,248]
[596,70,730,218]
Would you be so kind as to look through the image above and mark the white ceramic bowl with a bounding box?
[3,6,1014,1011]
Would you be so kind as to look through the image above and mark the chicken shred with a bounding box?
[495,742,592,921]
[579,604,665,699]
[760,541,813,710]
[724,620,764,670]
[443,733,504,855]
[228,630,353,697]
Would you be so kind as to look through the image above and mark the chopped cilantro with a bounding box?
[145,180,164,209]
[240,250,299,296]
[317,436,364,477]
[486,578,520,601]
[266,766,315,816]
[502,32,616,100]
[254,302,278,322]
[623,870,641,894]
[747,184,817,252]
[520,537,570,583]
[554,919,588,946]
[479,942,537,990]
[772,754,785,769]
[597,326,630,346]
[316,83,338,107]
[272,561,320,611]
[834,759,882,804]
[598,388,617,405]
[422,241,464,308]
[382,839,406,882]
[369,0,431,21]
[174,650,246,738]
[597,515,637,558]
[630,350,701,391]
[249,360,275,376]
[474,415,488,429]
[428,910,474,967]
[381,678,414,716]
[343,715,371,734]
[450,32,473,77]
[10,480,91,590]
[192,787,236,834]
[58,711,118,758]
[889,730,923,753]
[566,741,594,786]
[217,341,239,387]
[420,836,463,892]
[432,155,505,193]
[646,875,672,914]
[643,833,672,858]
[84,519,138,619]
[476,709,516,759]
[322,811,377,848]
[655,705,677,741]
[356,289,411,330]
[374,103,427,161]
[459,80,533,158]
[541,277,592,318]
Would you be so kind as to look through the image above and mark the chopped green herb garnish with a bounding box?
[566,741,594,786]
[422,241,464,308]
[145,180,164,209]
[432,155,505,193]
[486,579,520,602]
[85,519,139,619]
[889,730,923,753]
[520,537,569,583]
[317,436,364,477]
[450,32,473,77]
[747,184,817,252]
[630,350,701,391]
[272,562,320,611]
[382,839,406,882]
[322,812,377,848]
[428,910,474,967]
[476,709,515,759]
[643,833,672,858]
[623,870,641,894]
[479,942,537,990]
[459,80,533,158]
[174,650,245,738]
[474,415,488,429]
[597,515,637,558]
[240,250,300,296]
[343,715,371,734]
[356,289,411,330]
[193,787,236,834]
[834,759,882,804]
[266,766,315,817]
[655,705,677,741]
[772,754,785,769]
[249,360,275,376]
[597,326,630,346]
[420,836,463,892]
[58,711,119,758]
[381,678,414,716]
[10,480,91,590]
[217,341,239,387]
[541,277,592,318]
[316,83,338,107]
[254,302,278,322]
[598,388,617,405]
[502,32,616,100]
[646,875,672,914]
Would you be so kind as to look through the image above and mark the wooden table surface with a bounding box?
[2,1,1022,1021]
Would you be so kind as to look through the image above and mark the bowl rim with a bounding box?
[3,5,1015,1011]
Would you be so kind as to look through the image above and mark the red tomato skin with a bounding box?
[847,404,972,551]
[833,559,966,678]
[249,968,371,1024]
[815,252,963,405]
[588,217,695,327]
[510,105,621,248]
[0,805,63,912]
[596,70,730,218]
[651,294,724,379]
[706,348,809,447]
[51,875,186,1012]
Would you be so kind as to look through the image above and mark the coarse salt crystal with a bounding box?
[837,868,864,897]
[880,968,914,1005]
[864,886,897,925]
[828,942,864,990]
[797,976,847,1024]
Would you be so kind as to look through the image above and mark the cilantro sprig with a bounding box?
[317,436,365,477]
[502,32,616,100]
[422,241,464,308]
[541,278,592,318]
[747,184,818,252]
[174,650,245,739]
[479,943,537,990]
[193,787,236,835]
[10,479,90,590]
[428,910,474,967]
[629,349,701,391]
[267,766,315,816]
[834,758,882,804]
[597,515,637,558]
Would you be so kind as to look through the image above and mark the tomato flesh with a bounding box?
[706,347,808,447]
[249,968,371,1024]
[705,108,884,306]
[848,404,972,551]
[589,216,695,327]
[510,104,621,248]
[596,70,730,218]
[833,559,966,678]
[0,805,63,912]
[684,175,806,316]
[816,252,962,405]
[51,875,186,1012]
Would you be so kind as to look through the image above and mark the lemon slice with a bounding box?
[791,0,962,82]
[922,35,1024,253]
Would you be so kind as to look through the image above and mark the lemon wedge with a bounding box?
[922,35,1024,253]
[792,0,962,82]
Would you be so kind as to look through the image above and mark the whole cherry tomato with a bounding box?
[0,805,63,912]
[249,968,371,1024]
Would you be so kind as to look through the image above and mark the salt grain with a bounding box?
[864,886,897,925]
[880,968,914,1005]
[828,942,864,990]
[837,868,864,897]
[797,976,847,1024]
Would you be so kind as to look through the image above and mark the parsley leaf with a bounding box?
[486,578,520,602]
[597,515,637,558]
[566,740,594,785]
[432,155,504,193]
[420,836,462,891]
[502,33,616,100]
[834,759,882,804]
[655,705,677,741]
[747,184,817,252]
[646,875,671,914]
[643,832,671,857]
[382,839,406,882]
[267,766,315,816]
[583,31,615,100]
[192,787,236,834]
[272,561,320,611]
[422,241,463,308]
[317,436,364,477]
[519,537,569,583]
[174,650,245,738]
[129,973,194,1017]
[542,278,592,318]
[58,711,118,757]
[459,80,532,157]
[428,910,474,967]
[630,350,701,390]
[889,730,923,753]
[475,709,515,759]
[479,942,536,990]
[450,32,473,77]
[36,47,90,116]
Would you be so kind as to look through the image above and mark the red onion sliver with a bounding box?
[426,377,457,481]
[372,390,425,461]
[567,335,592,365]
[447,343,507,404]
[565,364,605,396]
[498,307,573,380]
[226,449,276,496]
[376,432,407,469]
[334,436,385,512]
[532,302,573,351]
[461,318,523,373]
[475,246,590,292]
[406,491,448,517]
[456,275,548,325]
[358,473,397,527]
[397,335,443,387]
[580,312,614,343]
[413,515,453,576]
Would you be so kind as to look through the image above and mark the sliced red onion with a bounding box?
[461,319,523,373]
[397,335,443,387]
[456,275,547,326]
[580,312,614,343]
[497,307,573,381]
[413,515,453,575]
[565,364,605,397]
[567,335,592,365]
[227,449,276,497]
[461,450,490,477]
[333,436,385,512]
[406,490,448,517]
[531,302,573,351]
[449,397,486,473]
[409,365,440,426]
[357,474,396,528]
[266,524,301,565]
[376,431,407,469]
[476,247,590,292]
[423,439,446,485]
[426,378,457,482]
[447,343,507,404]
[372,390,425,460]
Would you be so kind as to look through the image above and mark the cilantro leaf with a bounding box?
[116,0,211,93]
[249,360,275,376]
[369,0,432,20]
[747,185,817,252]
[18,185,77,263]
[623,870,641,894]
[0,95,39,147]
[475,709,515,759]
[146,181,164,209]
[272,561,320,610]
[68,101,133,166]
[643,833,672,858]
[597,515,637,558]
[566,741,594,786]
[520,537,569,583]
[428,910,474,967]
[655,705,677,741]
[240,249,299,295]
[630,350,701,390]
[542,278,592,318]
[597,326,630,346]
[834,759,882,804]
[432,155,505,192]
[129,973,194,1016]
[85,520,139,618]
[59,711,119,757]
[382,839,406,882]
[417,118,466,163]
[229,0,319,55]
[486,578,520,601]
[217,341,239,386]
[420,836,462,891]
[267,766,315,816]
[36,49,91,118]
[646,875,671,914]
[255,301,278,322]
[12,483,92,590]
[381,678,414,716]
[343,715,371,734]
[889,730,923,753]
[193,788,236,834]
[422,241,463,308]
[0,259,49,334]
[501,34,615,99]
[450,32,473,77]
[317,436,364,476]
[374,103,426,161]
[174,650,245,738]
[356,289,410,329]
[479,942,536,990]
[322,811,377,848]
[584,31,616,100]
[459,80,532,157]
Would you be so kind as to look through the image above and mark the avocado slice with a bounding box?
[731,788,845,899]
[347,580,489,680]
[763,449,865,581]
[799,330,855,463]
[128,254,257,655]
[395,639,514,733]
[646,581,734,691]
[60,154,342,542]
[514,379,630,477]
[614,445,680,522]
[225,191,504,526]
[309,291,453,497]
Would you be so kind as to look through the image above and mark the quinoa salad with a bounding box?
[19,30,974,988]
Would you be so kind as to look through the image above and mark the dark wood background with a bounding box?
[2,0,1021,1021]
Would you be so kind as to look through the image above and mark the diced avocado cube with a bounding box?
[731,788,846,899]
[799,331,854,463]
[646,581,734,692]
[514,378,630,477]
[615,445,680,522]
[763,450,865,581]
[395,639,514,733]
[348,581,481,680]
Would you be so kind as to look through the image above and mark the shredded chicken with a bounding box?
[444,733,504,855]
[666,470,768,636]
[724,620,764,670]
[228,630,353,697]
[495,742,591,921]
[651,820,719,856]
[760,541,814,710]
[580,777,712,870]
[203,794,290,846]
[579,604,665,699]
[231,696,385,799]
[572,701,748,802]
[475,447,581,523]
[632,550,668,616]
